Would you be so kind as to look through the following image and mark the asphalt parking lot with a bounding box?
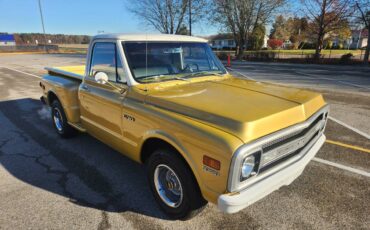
[0,54,369,229]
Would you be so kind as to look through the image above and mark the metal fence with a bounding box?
[214,50,367,61]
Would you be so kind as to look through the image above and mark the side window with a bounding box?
[89,43,126,83]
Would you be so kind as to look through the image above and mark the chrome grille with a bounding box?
[259,114,325,172]
[227,105,329,193]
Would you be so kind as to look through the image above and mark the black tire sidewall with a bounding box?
[51,100,72,137]
[147,149,205,219]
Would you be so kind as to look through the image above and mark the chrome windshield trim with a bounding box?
[227,105,329,192]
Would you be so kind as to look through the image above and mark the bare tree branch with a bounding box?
[212,0,285,59]
[127,0,208,34]
[301,0,355,59]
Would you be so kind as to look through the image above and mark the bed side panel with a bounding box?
[41,74,81,123]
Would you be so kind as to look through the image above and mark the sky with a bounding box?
[0,0,219,36]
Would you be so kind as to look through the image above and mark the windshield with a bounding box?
[122,42,226,83]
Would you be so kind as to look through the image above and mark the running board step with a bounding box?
[67,122,86,132]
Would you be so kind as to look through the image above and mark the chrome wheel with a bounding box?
[154,164,183,208]
[53,108,63,132]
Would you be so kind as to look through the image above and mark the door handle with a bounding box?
[81,85,90,92]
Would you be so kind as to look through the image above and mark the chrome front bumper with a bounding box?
[218,134,326,214]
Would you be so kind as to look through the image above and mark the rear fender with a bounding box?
[41,75,81,123]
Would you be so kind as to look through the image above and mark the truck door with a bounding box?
[79,42,128,146]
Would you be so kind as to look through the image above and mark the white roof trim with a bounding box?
[93,33,208,42]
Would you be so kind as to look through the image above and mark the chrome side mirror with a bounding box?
[94,72,109,84]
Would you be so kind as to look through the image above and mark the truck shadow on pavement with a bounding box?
[0,98,170,220]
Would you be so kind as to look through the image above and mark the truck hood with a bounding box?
[145,77,326,143]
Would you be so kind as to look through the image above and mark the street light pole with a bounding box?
[38,0,48,51]
[189,0,192,36]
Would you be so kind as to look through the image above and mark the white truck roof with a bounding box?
[93,33,208,43]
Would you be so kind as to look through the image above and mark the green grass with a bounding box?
[58,47,87,54]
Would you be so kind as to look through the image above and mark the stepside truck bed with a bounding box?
[45,65,85,81]
[41,65,85,125]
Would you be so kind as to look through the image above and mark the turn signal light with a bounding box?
[203,155,221,170]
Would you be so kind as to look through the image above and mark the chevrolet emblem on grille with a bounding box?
[260,119,324,167]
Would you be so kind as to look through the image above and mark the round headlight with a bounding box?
[241,155,256,180]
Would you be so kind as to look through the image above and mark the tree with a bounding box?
[286,17,310,48]
[354,0,370,63]
[270,15,289,40]
[177,24,190,35]
[324,19,351,48]
[212,0,285,58]
[267,38,283,49]
[270,16,310,49]
[249,23,266,50]
[12,33,91,45]
[127,0,207,34]
[301,0,354,60]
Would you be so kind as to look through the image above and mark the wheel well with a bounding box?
[140,138,197,176]
[141,138,180,163]
[140,137,203,194]
[47,91,59,105]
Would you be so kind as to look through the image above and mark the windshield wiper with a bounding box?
[172,76,190,81]
[183,71,224,79]
[140,75,189,82]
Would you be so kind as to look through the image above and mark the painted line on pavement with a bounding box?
[328,116,370,139]
[227,67,256,81]
[295,71,370,90]
[0,66,41,79]
[320,77,370,90]
[313,157,370,177]
[326,139,370,153]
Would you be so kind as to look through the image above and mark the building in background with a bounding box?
[0,34,16,46]
[209,33,236,50]
[208,33,269,50]
[350,29,368,49]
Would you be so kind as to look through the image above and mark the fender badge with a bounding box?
[123,114,135,122]
[203,165,220,176]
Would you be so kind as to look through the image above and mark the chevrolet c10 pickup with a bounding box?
[39,34,329,219]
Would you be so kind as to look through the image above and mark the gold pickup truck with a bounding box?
[40,34,329,219]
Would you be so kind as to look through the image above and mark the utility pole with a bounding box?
[38,0,48,52]
[189,0,192,36]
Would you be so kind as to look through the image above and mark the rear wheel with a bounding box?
[146,148,207,220]
[51,100,76,138]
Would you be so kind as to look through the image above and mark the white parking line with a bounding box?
[294,71,370,90]
[313,157,370,177]
[319,77,370,90]
[0,66,41,79]
[329,116,370,139]
[227,67,256,81]
[232,66,370,90]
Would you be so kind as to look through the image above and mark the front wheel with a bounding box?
[146,149,207,220]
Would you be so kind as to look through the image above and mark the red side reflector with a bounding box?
[203,155,221,170]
